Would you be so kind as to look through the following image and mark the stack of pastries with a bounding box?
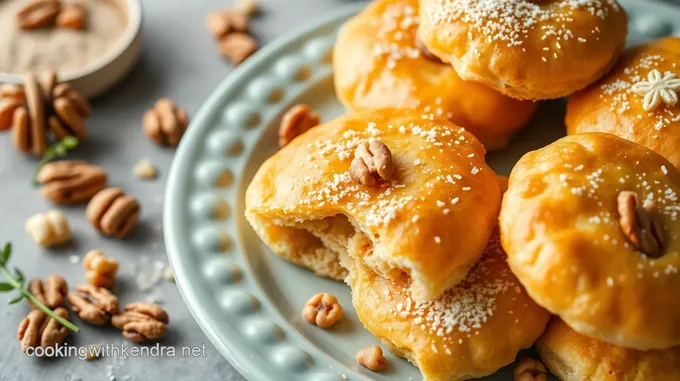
[245,0,680,380]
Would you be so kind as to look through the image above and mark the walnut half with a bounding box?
[617,191,665,257]
[302,293,343,328]
[27,275,68,310]
[17,307,70,353]
[112,302,169,342]
[350,141,394,186]
[67,284,119,325]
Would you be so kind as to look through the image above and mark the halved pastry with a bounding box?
[245,109,501,302]
[537,318,680,381]
[346,229,551,381]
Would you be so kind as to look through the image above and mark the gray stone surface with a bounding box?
[0,1,359,380]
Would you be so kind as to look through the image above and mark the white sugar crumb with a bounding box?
[69,255,80,264]
[662,165,668,175]
[451,197,459,204]
[372,3,421,69]
[434,236,441,243]
[606,277,614,287]
[436,200,446,207]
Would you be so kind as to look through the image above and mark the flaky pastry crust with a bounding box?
[501,133,680,350]
[346,230,550,381]
[567,37,680,169]
[245,109,501,303]
[417,0,627,100]
[333,0,537,151]
[537,318,680,381]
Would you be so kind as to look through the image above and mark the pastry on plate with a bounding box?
[245,108,501,302]
[346,228,551,381]
[537,318,680,381]
[567,37,680,169]
[333,0,538,151]
[500,133,680,350]
[417,0,628,100]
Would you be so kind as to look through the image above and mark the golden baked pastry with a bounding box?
[333,0,538,151]
[567,37,680,169]
[537,318,680,381]
[417,0,628,100]
[500,133,680,350]
[245,109,501,302]
[346,229,550,381]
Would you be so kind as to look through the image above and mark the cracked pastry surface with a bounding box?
[245,108,501,303]
[500,133,680,350]
[417,0,628,100]
[537,318,680,381]
[333,0,537,151]
[346,229,550,381]
[567,37,680,170]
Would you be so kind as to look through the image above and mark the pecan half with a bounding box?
[83,249,118,288]
[86,187,141,238]
[27,275,68,310]
[617,191,665,257]
[278,104,320,147]
[0,99,23,131]
[350,141,394,186]
[16,0,61,30]
[57,3,87,30]
[302,293,343,328]
[67,284,119,325]
[112,302,169,342]
[356,345,387,371]
[17,307,69,353]
[513,357,547,381]
[207,9,249,40]
[37,160,108,204]
[143,99,189,146]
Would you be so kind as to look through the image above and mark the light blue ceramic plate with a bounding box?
[164,2,680,380]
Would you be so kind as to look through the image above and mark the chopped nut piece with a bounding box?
[67,284,119,325]
[57,3,87,30]
[513,357,548,381]
[17,307,69,353]
[134,159,157,180]
[617,191,665,257]
[350,141,394,186]
[219,33,258,65]
[356,345,387,371]
[86,187,141,238]
[36,160,108,204]
[83,250,119,288]
[302,293,343,328]
[25,210,72,247]
[16,0,61,30]
[112,302,169,342]
[207,10,249,39]
[27,275,68,310]
[143,99,189,146]
[235,0,258,16]
[278,104,320,147]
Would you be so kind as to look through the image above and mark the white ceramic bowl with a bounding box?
[0,0,142,99]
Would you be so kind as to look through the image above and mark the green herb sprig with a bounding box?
[0,243,79,332]
[32,136,80,185]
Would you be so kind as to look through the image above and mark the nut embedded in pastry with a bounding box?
[536,318,680,381]
[333,0,537,151]
[417,0,628,100]
[245,109,501,303]
[566,37,680,170]
[500,133,680,350]
[345,230,550,381]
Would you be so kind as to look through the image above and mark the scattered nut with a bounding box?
[17,307,69,353]
[164,267,174,282]
[618,191,665,257]
[83,250,119,288]
[235,0,258,16]
[27,275,68,310]
[25,210,71,247]
[278,104,320,147]
[143,98,189,146]
[112,302,169,342]
[16,0,61,30]
[513,357,548,381]
[85,344,101,360]
[67,284,119,325]
[219,33,258,65]
[356,345,387,372]
[134,159,157,180]
[302,293,343,328]
[415,37,443,63]
[207,9,249,40]
[36,160,108,204]
[56,2,87,30]
[350,141,394,186]
[86,187,141,238]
